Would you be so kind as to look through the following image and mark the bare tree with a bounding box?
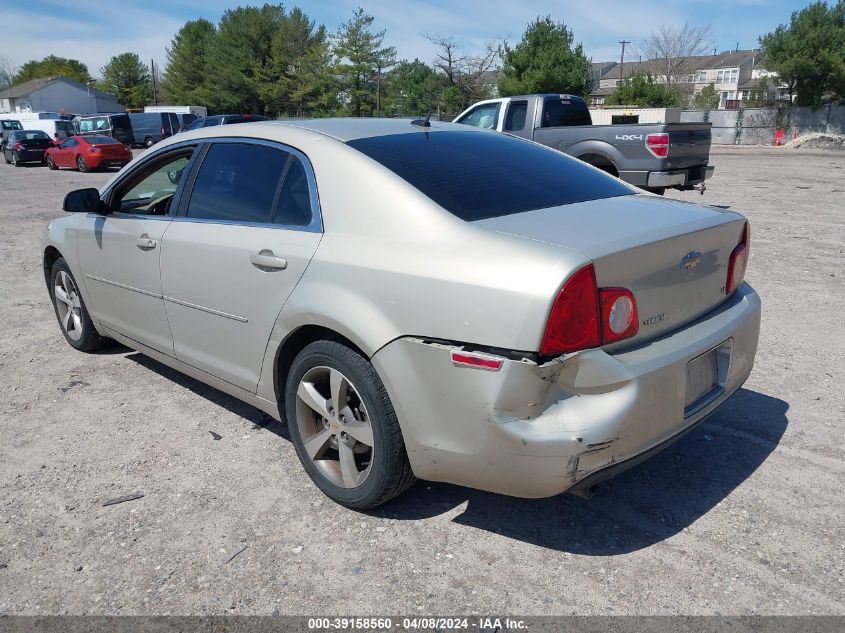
[425,35,501,112]
[0,57,18,89]
[637,23,712,88]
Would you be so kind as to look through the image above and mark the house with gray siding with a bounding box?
[0,76,124,115]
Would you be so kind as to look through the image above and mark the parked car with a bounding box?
[184,114,268,131]
[43,119,760,509]
[455,94,715,195]
[3,112,75,143]
[144,105,207,131]
[74,114,134,145]
[45,135,132,172]
[128,112,180,147]
[1,119,24,143]
[2,129,53,166]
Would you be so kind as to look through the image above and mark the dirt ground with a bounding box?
[0,145,843,616]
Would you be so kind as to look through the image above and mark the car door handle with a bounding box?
[250,250,288,270]
[136,234,157,250]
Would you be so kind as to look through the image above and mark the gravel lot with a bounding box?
[0,145,843,616]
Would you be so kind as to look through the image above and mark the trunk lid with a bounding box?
[473,194,746,346]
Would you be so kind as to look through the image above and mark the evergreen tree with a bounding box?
[161,19,217,106]
[499,17,591,97]
[99,53,151,109]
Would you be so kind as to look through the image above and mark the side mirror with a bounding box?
[63,188,109,214]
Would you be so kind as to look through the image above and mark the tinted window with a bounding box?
[187,143,288,223]
[202,118,222,127]
[111,115,131,130]
[87,135,118,144]
[504,101,528,131]
[272,157,312,226]
[347,131,633,221]
[61,139,79,148]
[116,151,193,215]
[541,98,592,127]
[2,120,23,131]
[457,103,500,129]
[187,118,205,131]
[19,130,50,140]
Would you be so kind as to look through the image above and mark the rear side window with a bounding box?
[541,98,592,127]
[272,157,312,226]
[186,143,288,224]
[347,130,633,221]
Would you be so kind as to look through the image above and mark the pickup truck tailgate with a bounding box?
[666,124,711,170]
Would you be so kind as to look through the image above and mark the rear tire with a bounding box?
[284,340,415,509]
[3,152,9,164]
[49,258,106,352]
[144,137,154,148]
[11,153,19,167]
[76,155,89,172]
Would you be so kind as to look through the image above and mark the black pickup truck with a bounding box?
[454,94,714,194]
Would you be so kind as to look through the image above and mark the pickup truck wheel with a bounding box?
[50,258,106,352]
[285,340,415,509]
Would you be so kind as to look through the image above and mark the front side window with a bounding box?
[61,138,78,148]
[457,103,501,130]
[114,151,194,215]
[186,143,289,223]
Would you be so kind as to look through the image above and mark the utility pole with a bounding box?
[150,59,158,106]
[618,40,631,86]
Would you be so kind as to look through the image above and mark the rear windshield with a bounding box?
[19,130,50,140]
[347,130,633,221]
[87,135,119,144]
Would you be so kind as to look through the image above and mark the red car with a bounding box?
[45,135,132,172]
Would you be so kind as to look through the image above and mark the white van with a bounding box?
[4,112,75,142]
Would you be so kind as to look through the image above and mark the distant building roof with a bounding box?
[600,49,761,80]
[0,76,116,101]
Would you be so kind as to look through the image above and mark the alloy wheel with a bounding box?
[295,366,374,489]
[54,270,83,341]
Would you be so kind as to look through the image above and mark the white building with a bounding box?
[0,76,124,115]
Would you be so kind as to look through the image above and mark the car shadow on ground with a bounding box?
[123,348,787,555]
[126,352,289,439]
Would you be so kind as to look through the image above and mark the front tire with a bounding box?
[49,258,105,352]
[144,137,154,148]
[285,340,415,509]
[76,155,89,172]
[46,155,57,170]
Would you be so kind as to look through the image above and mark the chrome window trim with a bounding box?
[178,137,323,234]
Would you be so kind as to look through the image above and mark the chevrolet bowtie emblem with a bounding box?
[680,251,702,270]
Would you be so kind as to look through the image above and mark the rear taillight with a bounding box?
[14,142,23,151]
[540,265,601,356]
[541,264,640,356]
[725,222,750,295]
[599,288,639,344]
[89,146,100,153]
[646,133,669,158]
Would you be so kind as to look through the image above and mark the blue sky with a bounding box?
[2,0,812,78]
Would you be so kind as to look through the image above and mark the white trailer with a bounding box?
[144,105,207,118]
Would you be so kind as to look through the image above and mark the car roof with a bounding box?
[262,118,481,142]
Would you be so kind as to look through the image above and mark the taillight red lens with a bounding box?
[646,133,669,158]
[14,142,23,151]
[540,264,601,356]
[599,288,639,344]
[726,223,750,295]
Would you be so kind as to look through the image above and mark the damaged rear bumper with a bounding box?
[371,283,761,498]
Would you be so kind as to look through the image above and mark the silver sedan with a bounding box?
[42,119,761,509]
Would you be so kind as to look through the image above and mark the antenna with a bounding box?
[411,110,433,128]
